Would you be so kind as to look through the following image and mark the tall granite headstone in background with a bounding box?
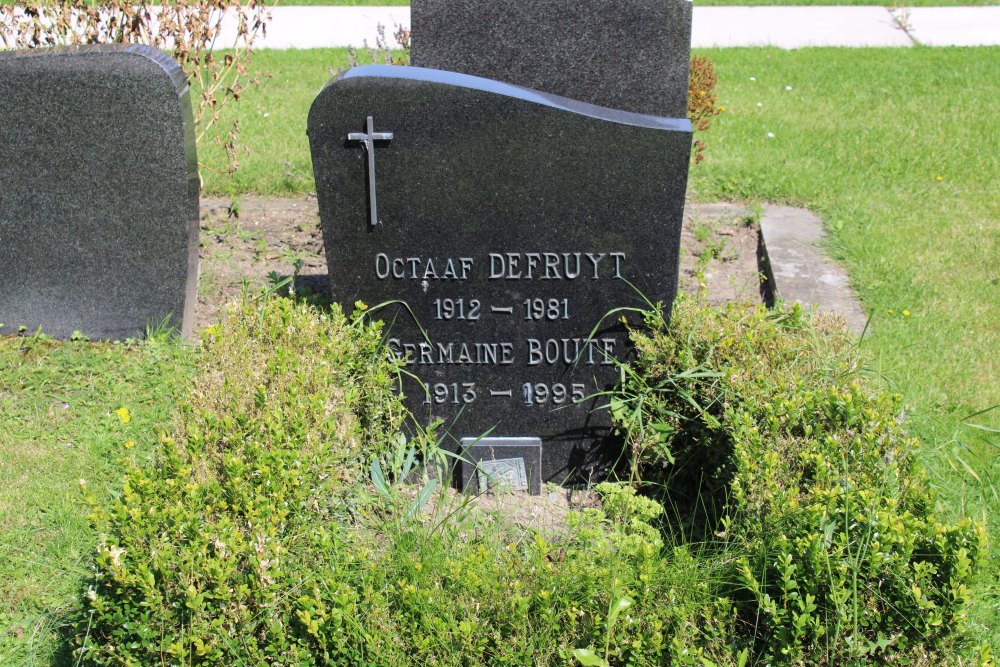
[0,45,199,341]
[411,0,693,117]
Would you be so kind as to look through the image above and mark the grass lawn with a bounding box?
[1,46,997,662]
[694,46,1000,640]
[280,0,997,6]
[0,336,195,664]
[5,1,998,9]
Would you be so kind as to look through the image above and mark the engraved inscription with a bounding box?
[423,382,477,405]
[381,250,629,433]
[489,252,625,280]
[389,339,516,365]
[376,254,475,280]
[374,252,626,281]
[434,298,481,320]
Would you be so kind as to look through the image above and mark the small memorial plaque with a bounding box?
[460,437,543,496]
[477,458,529,494]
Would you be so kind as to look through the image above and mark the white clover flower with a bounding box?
[767,132,775,139]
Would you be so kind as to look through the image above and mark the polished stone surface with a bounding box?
[309,65,690,484]
[411,0,692,117]
[0,45,199,341]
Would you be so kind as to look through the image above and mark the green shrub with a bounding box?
[289,481,698,666]
[74,294,985,665]
[71,295,724,666]
[74,295,405,665]
[617,297,987,663]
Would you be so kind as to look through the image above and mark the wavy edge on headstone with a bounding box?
[328,65,693,133]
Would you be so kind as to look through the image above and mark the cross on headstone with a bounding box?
[347,115,393,227]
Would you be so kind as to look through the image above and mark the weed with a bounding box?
[253,236,269,261]
[689,55,723,165]
[889,1,915,37]
[227,196,242,221]
[692,220,714,244]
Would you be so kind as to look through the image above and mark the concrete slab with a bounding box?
[13,6,1000,50]
[217,6,412,49]
[906,7,1000,46]
[692,7,912,48]
[215,6,916,50]
[759,205,868,334]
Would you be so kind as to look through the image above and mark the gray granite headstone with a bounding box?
[411,0,693,117]
[309,66,691,484]
[0,45,199,341]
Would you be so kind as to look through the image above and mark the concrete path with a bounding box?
[249,6,412,49]
[236,6,1000,49]
[693,7,911,47]
[907,7,1000,46]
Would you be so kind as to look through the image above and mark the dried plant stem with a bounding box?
[0,0,274,178]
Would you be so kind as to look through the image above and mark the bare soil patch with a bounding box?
[196,197,765,331]
[403,483,601,537]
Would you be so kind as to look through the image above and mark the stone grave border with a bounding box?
[197,197,868,336]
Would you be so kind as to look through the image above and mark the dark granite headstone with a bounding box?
[411,0,693,117]
[309,66,691,484]
[0,45,199,341]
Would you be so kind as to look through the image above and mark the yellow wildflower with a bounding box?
[115,407,131,424]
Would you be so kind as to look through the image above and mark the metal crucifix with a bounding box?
[347,116,394,227]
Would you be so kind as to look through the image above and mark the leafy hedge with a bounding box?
[72,295,985,665]
[73,296,721,666]
[75,296,405,664]
[618,297,987,664]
